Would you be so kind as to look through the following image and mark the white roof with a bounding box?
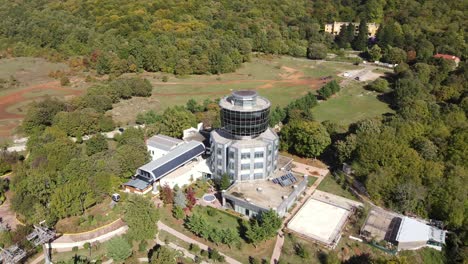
[147,134,183,151]
[396,217,430,243]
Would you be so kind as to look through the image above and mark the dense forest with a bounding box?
[0,0,466,75]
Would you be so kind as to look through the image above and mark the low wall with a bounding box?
[48,226,128,251]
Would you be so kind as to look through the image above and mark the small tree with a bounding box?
[185,187,197,210]
[367,78,389,93]
[172,206,185,220]
[367,44,382,61]
[106,236,132,261]
[60,76,70,86]
[189,243,200,253]
[307,43,328,60]
[209,248,224,262]
[174,188,187,208]
[160,184,173,205]
[318,85,332,99]
[85,134,108,156]
[124,195,159,241]
[295,243,310,259]
[218,173,231,190]
[151,245,176,264]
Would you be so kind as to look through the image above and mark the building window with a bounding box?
[217,148,222,155]
[254,152,264,158]
[241,164,250,170]
[228,162,234,169]
[254,162,263,169]
[268,149,272,156]
[217,160,222,166]
[229,151,234,159]
[241,174,250,180]
[254,173,263,179]
[241,153,250,159]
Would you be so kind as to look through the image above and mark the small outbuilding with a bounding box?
[395,217,446,251]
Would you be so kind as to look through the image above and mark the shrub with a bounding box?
[161,76,169,82]
[138,240,148,252]
[60,76,70,86]
[83,242,91,249]
[72,246,79,252]
[172,206,185,220]
[189,243,200,253]
[366,78,389,93]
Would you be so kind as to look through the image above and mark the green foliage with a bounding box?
[22,97,66,135]
[366,78,389,93]
[295,243,310,259]
[367,45,382,62]
[318,80,340,100]
[124,195,159,241]
[160,184,174,205]
[281,120,331,158]
[307,43,327,60]
[85,134,108,156]
[172,206,185,220]
[159,106,197,138]
[106,236,132,261]
[218,173,231,191]
[150,245,177,264]
[138,240,148,252]
[352,20,369,51]
[245,210,282,245]
[209,248,225,262]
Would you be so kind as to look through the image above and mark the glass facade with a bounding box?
[221,107,270,137]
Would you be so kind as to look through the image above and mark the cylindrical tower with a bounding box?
[219,90,271,138]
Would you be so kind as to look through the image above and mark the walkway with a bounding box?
[155,236,208,264]
[270,163,329,264]
[0,173,22,230]
[157,221,241,264]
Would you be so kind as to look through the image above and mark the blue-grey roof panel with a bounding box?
[139,140,205,180]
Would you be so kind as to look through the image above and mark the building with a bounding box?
[324,22,380,37]
[394,217,446,251]
[433,54,461,67]
[211,90,306,217]
[146,134,184,161]
[361,209,447,252]
[210,90,279,181]
[124,140,207,194]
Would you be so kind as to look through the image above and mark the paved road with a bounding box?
[270,163,329,264]
[157,221,241,264]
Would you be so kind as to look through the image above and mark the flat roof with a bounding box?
[288,198,350,245]
[225,176,304,210]
[139,140,205,181]
[125,176,152,190]
[219,93,270,112]
[147,134,183,151]
[396,217,430,243]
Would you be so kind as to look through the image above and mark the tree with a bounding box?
[218,173,231,190]
[307,43,327,60]
[85,134,108,155]
[367,45,382,61]
[383,46,407,64]
[150,246,176,264]
[124,195,159,241]
[318,85,332,99]
[185,187,196,210]
[366,78,389,93]
[174,188,187,208]
[115,143,150,178]
[172,206,185,220]
[220,228,239,248]
[160,184,173,205]
[22,98,66,135]
[106,236,132,261]
[352,20,369,51]
[245,210,281,245]
[160,106,197,138]
[185,213,209,238]
[281,120,331,158]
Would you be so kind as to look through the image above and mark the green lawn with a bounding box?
[317,175,358,201]
[311,82,393,127]
[307,176,318,187]
[111,56,367,124]
[158,205,275,263]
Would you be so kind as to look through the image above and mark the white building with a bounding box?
[395,217,446,251]
[146,134,184,161]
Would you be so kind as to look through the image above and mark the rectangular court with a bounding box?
[287,197,351,247]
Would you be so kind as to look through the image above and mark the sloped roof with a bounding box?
[125,176,152,190]
[139,140,205,181]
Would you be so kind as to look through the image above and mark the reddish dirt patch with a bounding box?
[0,80,83,135]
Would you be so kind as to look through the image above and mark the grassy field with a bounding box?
[317,175,358,201]
[110,56,370,125]
[0,57,87,138]
[311,82,393,126]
